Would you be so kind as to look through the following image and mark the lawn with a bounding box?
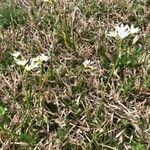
[0,0,149,149]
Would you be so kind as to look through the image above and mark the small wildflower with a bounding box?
[31,56,40,62]
[39,54,49,62]
[14,58,28,66]
[30,60,39,68]
[83,60,91,68]
[115,24,130,39]
[25,62,39,71]
[129,24,140,34]
[83,60,95,69]
[30,54,48,64]
[107,31,118,38]
[13,52,49,71]
[11,51,21,58]
[115,24,129,32]
[107,23,130,39]
[24,65,31,71]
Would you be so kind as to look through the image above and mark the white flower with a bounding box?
[107,31,118,38]
[129,24,140,34]
[132,35,139,45]
[39,54,49,62]
[115,24,129,31]
[31,56,40,62]
[13,53,49,71]
[11,51,21,58]
[25,61,39,71]
[118,30,129,39]
[107,23,141,40]
[83,60,95,69]
[25,64,34,71]
[115,24,130,39]
[30,54,48,64]
[14,58,28,66]
[107,23,130,39]
[83,60,91,68]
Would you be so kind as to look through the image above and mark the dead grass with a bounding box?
[0,0,150,149]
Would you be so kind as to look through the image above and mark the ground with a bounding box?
[0,0,150,149]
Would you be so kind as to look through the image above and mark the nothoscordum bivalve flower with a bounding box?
[83,60,96,69]
[12,52,49,71]
[11,51,21,58]
[107,23,130,39]
[129,24,141,34]
[14,58,28,66]
[115,24,130,39]
[39,54,49,62]
[25,62,39,71]
[107,23,140,40]
[31,56,40,62]
[83,60,91,68]
[107,31,118,38]
[31,54,49,63]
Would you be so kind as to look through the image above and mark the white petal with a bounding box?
[83,60,90,68]
[129,24,140,34]
[31,56,40,62]
[39,54,49,62]
[117,30,129,39]
[107,31,118,38]
[15,59,28,66]
[12,51,21,58]
[25,65,32,71]
[132,35,139,44]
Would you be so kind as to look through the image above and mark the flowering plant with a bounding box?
[105,23,141,88]
[12,52,49,72]
[107,23,140,41]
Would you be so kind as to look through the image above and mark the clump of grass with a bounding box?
[131,141,146,150]
[122,78,134,94]
[118,46,142,68]
[0,50,13,73]
[0,5,28,29]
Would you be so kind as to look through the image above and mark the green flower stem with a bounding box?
[39,63,43,89]
[108,41,122,83]
[96,41,122,113]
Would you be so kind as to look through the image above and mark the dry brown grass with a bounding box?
[0,0,149,149]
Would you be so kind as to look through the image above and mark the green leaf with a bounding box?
[131,142,146,150]
[0,105,7,116]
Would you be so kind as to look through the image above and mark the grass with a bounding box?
[0,0,150,149]
[0,4,28,29]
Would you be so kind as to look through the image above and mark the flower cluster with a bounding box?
[107,23,140,43]
[12,52,49,71]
